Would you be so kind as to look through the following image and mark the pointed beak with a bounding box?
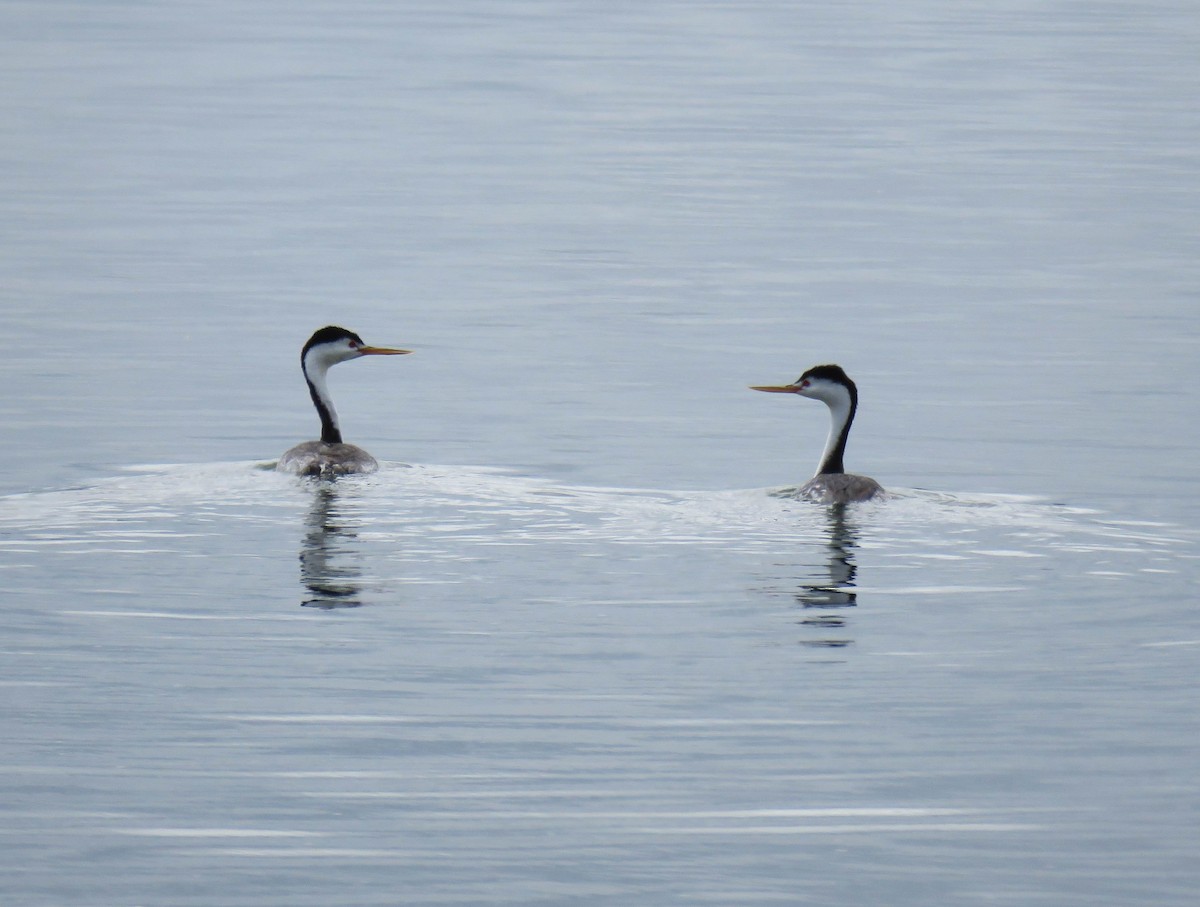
[750,385,799,393]
[359,346,411,356]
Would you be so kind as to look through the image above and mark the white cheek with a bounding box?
[803,380,849,407]
[307,343,359,371]
[799,386,829,403]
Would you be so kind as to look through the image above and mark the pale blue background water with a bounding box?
[1,2,1198,905]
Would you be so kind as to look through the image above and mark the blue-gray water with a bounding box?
[2,2,1198,905]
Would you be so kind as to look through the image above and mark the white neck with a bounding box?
[809,383,854,476]
[303,351,342,444]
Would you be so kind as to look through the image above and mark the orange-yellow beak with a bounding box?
[749,384,798,393]
[359,346,411,356]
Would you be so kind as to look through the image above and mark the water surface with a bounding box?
[1,1,1198,904]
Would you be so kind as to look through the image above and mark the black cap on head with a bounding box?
[798,364,853,386]
[302,325,364,357]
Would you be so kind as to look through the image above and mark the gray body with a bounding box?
[798,472,884,504]
[277,441,380,477]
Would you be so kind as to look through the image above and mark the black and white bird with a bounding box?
[751,364,884,504]
[276,326,410,477]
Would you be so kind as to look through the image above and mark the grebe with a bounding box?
[751,364,884,504]
[276,326,410,477]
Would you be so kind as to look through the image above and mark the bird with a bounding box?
[276,326,410,477]
[751,364,884,504]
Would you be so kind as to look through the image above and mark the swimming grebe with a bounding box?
[751,364,884,503]
[276,326,409,477]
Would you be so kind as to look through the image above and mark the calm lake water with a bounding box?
[2,2,1198,905]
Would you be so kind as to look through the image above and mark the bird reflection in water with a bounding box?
[300,484,365,609]
[794,505,861,649]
